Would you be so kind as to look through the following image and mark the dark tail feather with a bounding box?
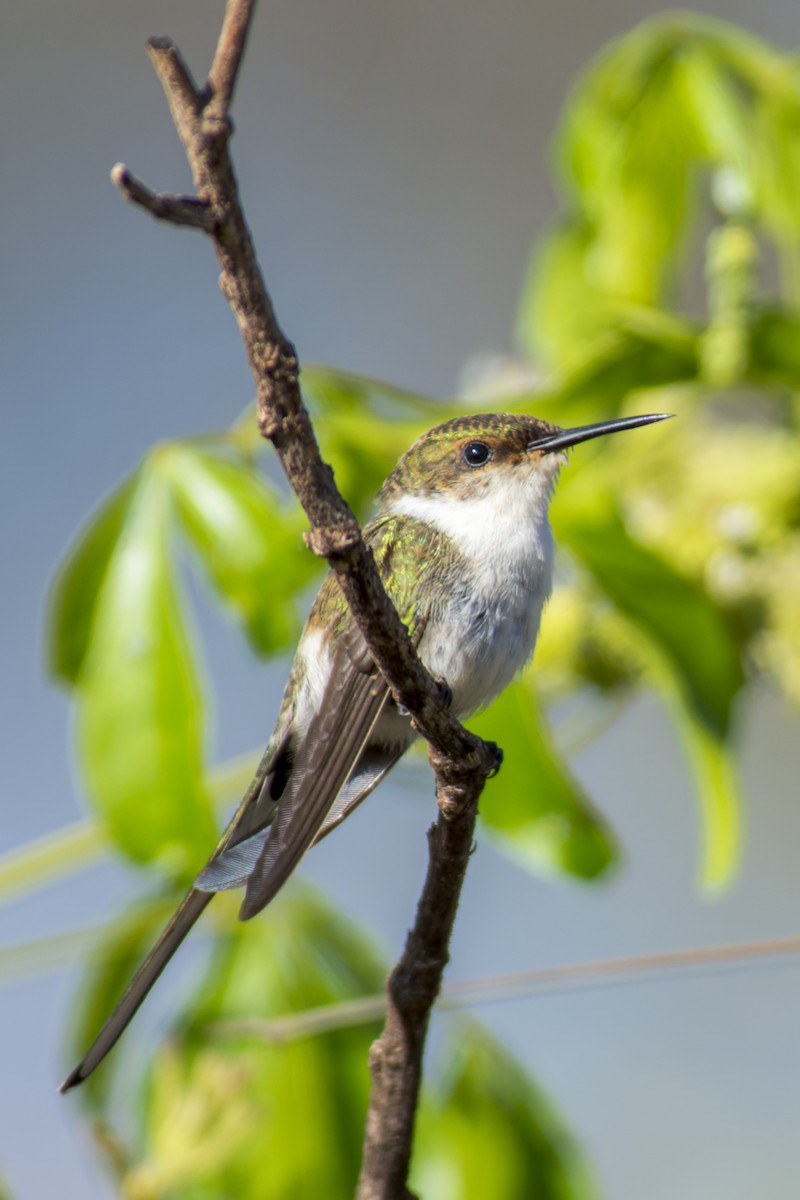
[59,888,213,1092]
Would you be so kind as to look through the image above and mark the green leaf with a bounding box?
[470,678,618,881]
[301,362,438,418]
[166,444,316,656]
[517,219,607,367]
[124,888,384,1200]
[75,465,216,870]
[46,474,138,684]
[672,45,754,174]
[316,410,428,515]
[752,92,800,244]
[228,371,437,519]
[551,327,698,422]
[690,13,791,94]
[701,221,759,386]
[669,702,742,890]
[523,14,796,369]
[749,308,800,389]
[558,499,744,884]
[559,504,743,731]
[413,1021,597,1200]
[556,35,696,306]
[74,887,595,1200]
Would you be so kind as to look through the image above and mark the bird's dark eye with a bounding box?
[462,441,491,467]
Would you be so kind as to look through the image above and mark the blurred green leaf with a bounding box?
[553,327,698,420]
[75,465,216,870]
[75,887,597,1200]
[166,444,316,656]
[316,410,428,515]
[471,678,618,881]
[693,13,792,93]
[559,499,744,883]
[552,31,697,320]
[229,367,438,517]
[517,220,607,366]
[47,474,138,684]
[519,12,800,363]
[673,45,753,176]
[701,221,759,386]
[412,1021,596,1200]
[301,362,438,417]
[124,888,384,1200]
[749,308,800,389]
[753,93,800,245]
[560,505,743,731]
[669,701,742,890]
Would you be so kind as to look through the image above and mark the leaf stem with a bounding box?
[0,751,261,906]
[0,821,107,904]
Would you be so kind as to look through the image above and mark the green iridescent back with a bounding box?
[307,514,469,640]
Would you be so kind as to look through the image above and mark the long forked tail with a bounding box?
[59,888,213,1092]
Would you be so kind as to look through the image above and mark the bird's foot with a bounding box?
[484,741,503,778]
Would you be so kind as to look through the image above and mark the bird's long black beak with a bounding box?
[528,412,672,454]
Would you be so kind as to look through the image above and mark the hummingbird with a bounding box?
[60,409,669,1091]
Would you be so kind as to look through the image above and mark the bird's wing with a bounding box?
[201,519,436,899]
[195,745,407,892]
[312,744,406,842]
[59,726,294,1093]
[240,621,391,920]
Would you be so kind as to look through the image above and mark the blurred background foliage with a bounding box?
[8,9,800,1196]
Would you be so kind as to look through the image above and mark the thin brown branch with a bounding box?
[207,0,257,116]
[358,766,481,1200]
[140,6,498,780]
[146,37,201,154]
[110,164,213,229]
[115,4,499,1196]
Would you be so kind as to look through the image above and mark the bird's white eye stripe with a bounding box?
[462,441,492,467]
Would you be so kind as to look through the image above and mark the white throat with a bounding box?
[387,461,559,714]
[389,462,558,590]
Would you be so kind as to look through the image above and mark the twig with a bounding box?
[211,932,800,1042]
[357,789,479,1199]
[111,164,214,229]
[207,0,257,114]
[112,3,498,1196]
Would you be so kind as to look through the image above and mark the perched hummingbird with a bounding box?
[61,409,668,1091]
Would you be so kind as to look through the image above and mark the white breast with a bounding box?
[389,462,558,715]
